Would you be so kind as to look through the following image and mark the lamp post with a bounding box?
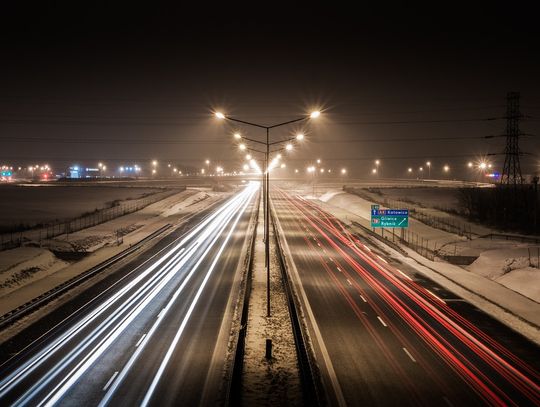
[215,110,319,317]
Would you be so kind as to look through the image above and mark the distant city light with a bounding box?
[310,110,321,119]
[215,112,225,119]
[341,168,347,174]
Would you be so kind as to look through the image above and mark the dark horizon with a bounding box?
[1,3,539,178]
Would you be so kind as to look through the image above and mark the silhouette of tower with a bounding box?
[500,92,523,186]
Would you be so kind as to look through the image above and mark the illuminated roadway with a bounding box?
[0,182,258,406]
[273,188,540,406]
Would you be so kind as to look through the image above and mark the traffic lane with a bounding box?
[0,186,256,406]
[0,235,192,406]
[295,193,540,405]
[53,187,256,406]
[0,199,224,366]
[97,206,252,406]
[274,198,462,406]
[279,192,540,406]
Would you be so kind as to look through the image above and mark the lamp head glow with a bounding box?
[426,161,431,166]
[280,163,286,168]
[285,143,293,151]
[310,110,321,119]
[468,162,473,168]
[234,133,242,140]
[277,154,282,159]
[296,133,305,141]
[239,143,246,150]
[341,168,347,174]
[246,154,252,160]
[215,112,225,119]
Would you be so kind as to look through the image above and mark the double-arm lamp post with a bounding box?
[215,110,320,316]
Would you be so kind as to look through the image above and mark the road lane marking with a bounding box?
[377,316,387,327]
[396,269,413,281]
[157,308,166,319]
[363,244,371,252]
[427,289,445,303]
[135,334,147,347]
[403,347,416,363]
[376,255,388,264]
[360,294,367,303]
[103,371,119,391]
[337,267,342,272]
[346,279,352,286]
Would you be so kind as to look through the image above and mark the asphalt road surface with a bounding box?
[273,188,540,407]
[0,182,258,407]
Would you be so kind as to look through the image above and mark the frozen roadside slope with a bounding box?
[304,189,540,343]
[469,247,540,302]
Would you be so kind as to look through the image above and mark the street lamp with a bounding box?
[426,161,431,178]
[215,109,319,317]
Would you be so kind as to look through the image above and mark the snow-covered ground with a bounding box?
[241,198,302,406]
[281,182,540,343]
[0,184,164,228]
[0,188,228,317]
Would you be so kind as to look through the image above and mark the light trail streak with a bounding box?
[276,188,540,405]
[0,182,258,406]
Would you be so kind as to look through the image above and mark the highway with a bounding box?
[0,182,258,407]
[273,188,540,406]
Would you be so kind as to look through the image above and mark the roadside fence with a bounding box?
[0,189,181,251]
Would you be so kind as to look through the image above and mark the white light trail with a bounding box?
[1,183,259,406]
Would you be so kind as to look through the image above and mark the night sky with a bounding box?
[1,2,539,178]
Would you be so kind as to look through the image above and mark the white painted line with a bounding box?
[377,316,387,327]
[427,289,445,303]
[329,257,334,263]
[396,269,413,281]
[103,371,119,391]
[443,396,454,407]
[135,334,147,348]
[376,255,388,264]
[363,244,372,252]
[403,347,417,363]
[157,309,165,319]
[360,294,367,303]
[317,242,321,247]
[337,267,342,272]
[346,279,352,286]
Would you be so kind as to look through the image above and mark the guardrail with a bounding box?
[225,191,260,405]
[0,224,172,330]
[271,203,324,407]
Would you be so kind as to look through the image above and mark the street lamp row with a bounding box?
[215,109,320,317]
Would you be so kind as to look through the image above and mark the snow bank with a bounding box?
[468,247,540,302]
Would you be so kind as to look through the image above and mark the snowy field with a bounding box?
[0,185,164,229]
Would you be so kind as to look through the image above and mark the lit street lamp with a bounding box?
[426,161,431,178]
[215,109,319,316]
